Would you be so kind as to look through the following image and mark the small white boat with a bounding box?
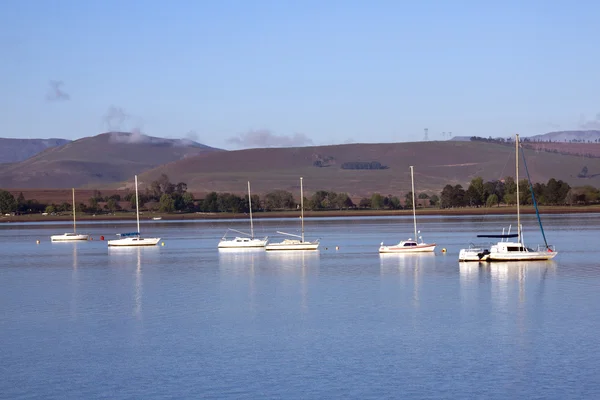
[51,188,89,242]
[152,217,162,221]
[265,177,319,251]
[379,166,436,253]
[108,175,161,247]
[461,134,557,262]
[458,243,490,262]
[218,181,268,249]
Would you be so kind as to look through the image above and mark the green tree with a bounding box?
[358,198,371,209]
[371,193,384,210]
[159,193,175,212]
[106,198,120,213]
[404,191,414,209]
[429,194,439,207]
[182,192,195,211]
[486,193,499,207]
[45,204,56,214]
[504,176,517,195]
[88,197,99,213]
[0,190,17,213]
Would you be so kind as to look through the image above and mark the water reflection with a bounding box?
[379,253,435,308]
[70,243,79,319]
[107,246,149,319]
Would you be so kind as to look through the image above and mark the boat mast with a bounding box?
[72,188,76,234]
[300,177,304,243]
[248,181,254,239]
[135,175,141,235]
[410,166,417,242]
[516,134,520,244]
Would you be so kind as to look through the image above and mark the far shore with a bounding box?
[2,205,599,223]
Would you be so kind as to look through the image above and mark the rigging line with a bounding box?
[520,143,549,248]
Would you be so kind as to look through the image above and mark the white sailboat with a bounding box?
[265,177,319,251]
[487,134,557,261]
[460,134,557,262]
[379,166,436,253]
[108,175,161,247]
[51,188,89,242]
[218,181,268,249]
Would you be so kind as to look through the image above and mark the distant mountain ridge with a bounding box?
[528,130,600,142]
[450,130,600,143]
[0,132,222,188]
[0,138,70,163]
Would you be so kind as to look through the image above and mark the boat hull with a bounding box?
[218,237,268,249]
[458,248,490,262]
[265,240,319,251]
[108,237,161,247]
[51,233,89,242]
[488,251,557,261]
[379,243,436,253]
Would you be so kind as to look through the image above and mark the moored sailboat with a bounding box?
[218,181,268,249]
[108,175,161,247]
[265,177,319,251]
[379,166,436,253]
[459,134,557,262]
[51,188,89,242]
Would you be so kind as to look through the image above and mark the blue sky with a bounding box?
[2,0,599,149]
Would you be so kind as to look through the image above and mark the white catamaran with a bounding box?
[108,175,161,247]
[379,166,436,253]
[51,188,89,242]
[460,134,557,262]
[265,177,319,251]
[218,181,268,249]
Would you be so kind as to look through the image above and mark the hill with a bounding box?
[0,138,70,164]
[528,130,600,143]
[136,140,600,198]
[0,132,222,189]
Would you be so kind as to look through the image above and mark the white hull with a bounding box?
[458,247,490,262]
[265,239,319,251]
[51,233,89,242]
[218,237,268,248]
[379,243,436,253]
[488,241,557,261]
[108,237,161,247]
[488,252,557,261]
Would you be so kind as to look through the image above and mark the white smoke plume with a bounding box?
[227,129,314,148]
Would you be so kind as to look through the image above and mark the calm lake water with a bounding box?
[1,214,599,399]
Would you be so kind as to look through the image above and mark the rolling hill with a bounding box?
[136,140,600,198]
[0,132,222,189]
[0,138,70,164]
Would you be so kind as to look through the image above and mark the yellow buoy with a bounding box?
[442,248,447,253]
[161,242,165,246]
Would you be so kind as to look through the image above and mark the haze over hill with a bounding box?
[0,138,70,163]
[0,132,221,188]
[136,140,600,198]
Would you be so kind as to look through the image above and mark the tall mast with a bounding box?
[72,188,76,233]
[135,175,140,235]
[248,181,254,239]
[516,134,520,244]
[410,166,417,241]
[300,177,304,243]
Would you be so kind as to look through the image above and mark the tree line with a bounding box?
[1,174,598,215]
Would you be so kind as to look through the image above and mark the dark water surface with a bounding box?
[1,214,599,399]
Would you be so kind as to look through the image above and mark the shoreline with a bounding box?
[2,205,599,223]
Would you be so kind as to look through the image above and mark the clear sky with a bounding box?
[2,0,599,149]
